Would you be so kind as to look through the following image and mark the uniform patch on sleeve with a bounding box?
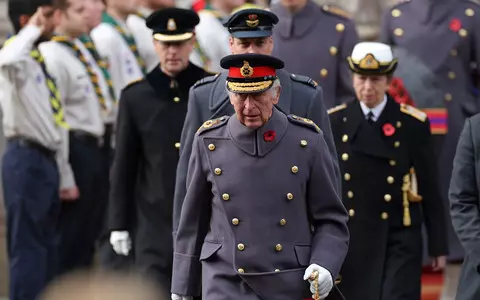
[193,73,220,89]
[327,104,347,115]
[322,4,353,19]
[288,115,321,133]
[197,116,229,134]
[290,74,318,88]
[400,103,427,122]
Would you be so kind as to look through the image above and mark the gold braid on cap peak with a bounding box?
[359,53,380,69]
[227,80,273,92]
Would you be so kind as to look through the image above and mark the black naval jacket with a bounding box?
[108,63,211,284]
[329,96,448,299]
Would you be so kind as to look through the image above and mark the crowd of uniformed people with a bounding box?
[1,0,480,299]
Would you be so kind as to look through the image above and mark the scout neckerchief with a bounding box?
[51,35,107,110]
[78,34,116,102]
[102,12,147,75]
[4,36,69,129]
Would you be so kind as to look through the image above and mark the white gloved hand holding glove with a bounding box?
[109,231,131,256]
[171,293,193,300]
[303,264,333,299]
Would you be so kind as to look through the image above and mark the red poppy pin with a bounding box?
[263,130,276,142]
[449,18,462,32]
[383,123,395,137]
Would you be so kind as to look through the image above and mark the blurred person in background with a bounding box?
[1,0,71,298]
[270,0,358,109]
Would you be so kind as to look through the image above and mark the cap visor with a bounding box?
[153,32,193,42]
[227,80,273,93]
[231,30,272,39]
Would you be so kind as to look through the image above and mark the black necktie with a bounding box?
[367,111,375,124]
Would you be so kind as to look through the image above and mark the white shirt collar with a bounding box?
[359,94,388,122]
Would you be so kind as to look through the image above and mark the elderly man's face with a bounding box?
[353,73,390,108]
[230,86,281,129]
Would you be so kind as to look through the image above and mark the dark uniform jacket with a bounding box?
[172,70,341,236]
[328,96,448,300]
[172,107,349,300]
[380,0,480,260]
[271,1,358,108]
[108,63,211,291]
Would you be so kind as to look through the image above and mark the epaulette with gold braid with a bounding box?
[288,115,321,133]
[400,103,427,122]
[322,4,353,19]
[197,116,229,134]
[327,104,347,115]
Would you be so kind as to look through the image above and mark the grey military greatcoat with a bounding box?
[171,107,349,300]
[271,1,359,108]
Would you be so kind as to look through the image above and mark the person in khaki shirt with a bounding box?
[39,0,105,276]
[0,0,76,299]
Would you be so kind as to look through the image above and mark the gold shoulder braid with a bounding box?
[400,103,427,122]
[327,103,347,115]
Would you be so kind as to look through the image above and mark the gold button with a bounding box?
[342,153,349,161]
[329,46,338,56]
[396,121,402,128]
[392,9,401,17]
[348,209,355,217]
[238,268,245,273]
[445,93,453,101]
[291,166,298,174]
[387,176,394,184]
[275,269,281,272]
[459,28,468,37]
[173,96,180,103]
[275,244,283,252]
[389,160,396,166]
[342,134,348,142]
[394,28,404,36]
[384,194,392,202]
[381,212,389,220]
[222,193,230,201]
[175,142,180,149]
[394,141,400,148]
[450,49,458,56]
[232,218,239,225]
[280,219,287,226]
[344,173,351,181]
[287,193,294,200]
[320,68,328,78]
[237,243,245,251]
[336,23,345,32]
[208,143,216,151]
[214,168,222,175]
[448,71,456,79]
[466,8,475,16]
[300,140,308,147]
[347,191,354,199]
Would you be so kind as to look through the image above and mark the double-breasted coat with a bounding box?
[271,1,359,108]
[380,0,480,260]
[172,107,349,300]
[328,96,448,300]
[108,63,211,294]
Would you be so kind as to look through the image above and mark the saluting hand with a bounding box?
[431,256,447,272]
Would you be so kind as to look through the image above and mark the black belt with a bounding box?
[70,130,102,147]
[8,137,56,159]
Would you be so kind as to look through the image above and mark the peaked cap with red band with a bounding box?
[220,53,284,93]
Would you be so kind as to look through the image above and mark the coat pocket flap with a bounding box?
[294,245,311,266]
[200,242,222,261]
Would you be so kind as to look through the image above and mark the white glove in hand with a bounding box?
[171,293,193,300]
[110,231,131,256]
[303,264,333,299]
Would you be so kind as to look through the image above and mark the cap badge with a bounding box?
[167,18,177,31]
[240,60,254,77]
[359,53,379,70]
[246,14,259,27]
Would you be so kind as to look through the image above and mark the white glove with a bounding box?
[171,293,193,300]
[109,231,131,256]
[303,264,333,299]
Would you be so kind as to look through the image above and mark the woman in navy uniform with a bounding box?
[107,8,211,297]
[329,42,448,300]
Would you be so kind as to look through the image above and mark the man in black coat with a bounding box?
[107,8,211,298]
[329,42,449,300]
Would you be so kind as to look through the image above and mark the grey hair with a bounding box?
[226,78,282,98]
